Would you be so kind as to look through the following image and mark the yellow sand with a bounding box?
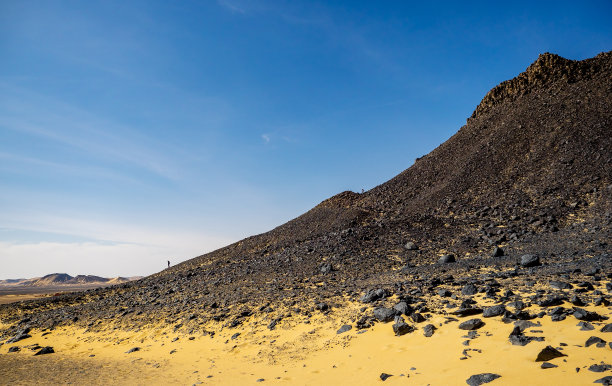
[1,301,610,385]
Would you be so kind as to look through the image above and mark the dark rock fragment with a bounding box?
[34,346,54,356]
[392,319,414,336]
[574,308,606,321]
[315,302,329,311]
[393,302,413,316]
[462,284,478,296]
[459,319,484,330]
[466,373,501,385]
[126,347,140,353]
[423,324,436,337]
[483,305,506,318]
[594,376,612,385]
[550,281,572,290]
[438,254,456,264]
[8,346,20,353]
[380,373,393,381]
[410,313,426,323]
[451,308,483,317]
[540,362,558,369]
[360,289,389,303]
[536,346,566,362]
[492,247,504,257]
[585,336,607,348]
[601,324,612,332]
[589,363,612,372]
[404,242,418,250]
[578,321,595,331]
[520,254,540,267]
[337,324,352,334]
[373,307,397,323]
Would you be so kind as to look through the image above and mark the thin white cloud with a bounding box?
[217,0,247,14]
[261,133,271,143]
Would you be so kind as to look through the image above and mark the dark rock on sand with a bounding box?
[483,305,506,318]
[462,284,479,296]
[392,319,414,336]
[600,323,612,332]
[34,346,54,356]
[360,289,389,303]
[466,373,501,385]
[578,321,595,331]
[540,362,558,369]
[380,373,393,381]
[459,319,484,330]
[337,324,352,334]
[423,324,436,337]
[594,376,612,385]
[585,336,607,348]
[535,346,566,361]
[8,346,20,353]
[451,308,483,317]
[589,363,612,372]
[126,347,140,353]
[374,307,397,323]
[574,308,606,321]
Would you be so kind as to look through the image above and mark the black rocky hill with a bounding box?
[1,51,610,330]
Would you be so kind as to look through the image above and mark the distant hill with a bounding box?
[0,274,142,287]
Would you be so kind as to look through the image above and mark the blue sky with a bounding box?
[1,0,611,278]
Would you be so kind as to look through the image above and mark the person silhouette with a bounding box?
[167,260,170,268]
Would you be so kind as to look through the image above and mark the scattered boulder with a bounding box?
[315,302,329,311]
[589,363,612,372]
[392,319,414,336]
[373,307,397,323]
[380,373,393,381]
[585,336,607,348]
[578,321,595,331]
[466,373,501,386]
[8,346,20,353]
[336,325,352,334]
[520,254,540,267]
[451,308,483,317]
[393,302,412,316]
[535,346,566,362]
[438,254,456,264]
[462,284,479,296]
[594,376,612,385]
[423,324,436,337]
[483,305,506,318]
[491,247,504,257]
[574,308,606,321]
[360,289,389,303]
[600,323,612,332]
[459,319,484,330]
[126,347,140,354]
[404,242,418,250]
[549,281,572,290]
[540,362,558,369]
[34,346,54,356]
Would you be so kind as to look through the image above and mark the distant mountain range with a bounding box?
[0,273,142,287]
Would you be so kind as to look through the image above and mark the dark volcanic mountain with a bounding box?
[1,51,610,330]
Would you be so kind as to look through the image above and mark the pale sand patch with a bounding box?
[0,302,610,385]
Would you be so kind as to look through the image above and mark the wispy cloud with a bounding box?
[0,84,187,181]
[217,0,248,14]
[261,133,271,143]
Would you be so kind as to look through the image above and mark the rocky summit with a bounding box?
[0,52,611,385]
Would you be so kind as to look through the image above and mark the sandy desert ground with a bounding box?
[1,291,610,385]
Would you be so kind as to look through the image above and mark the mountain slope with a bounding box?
[1,51,610,330]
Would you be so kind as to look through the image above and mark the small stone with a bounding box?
[373,307,397,323]
[392,320,414,336]
[380,373,393,381]
[578,321,595,331]
[8,346,20,353]
[491,247,504,257]
[438,254,456,264]
[594,376,612,385]
[405,242,418,250]
[34,346,54,356]
[126,347,140,354]
[520,254,540,267]
[600,323,612,332]
[462,284,478,296]
[337,325,352,334]
[589,364,612,372]
[540,362,557,369]
[483,305,506,318]
[585,336,607,348]
[423,324,436,337]
[459,319,485,330]
[535,346,566,362]
[466,373,501,385]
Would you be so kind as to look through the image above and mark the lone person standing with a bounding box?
[167,260,170,268]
